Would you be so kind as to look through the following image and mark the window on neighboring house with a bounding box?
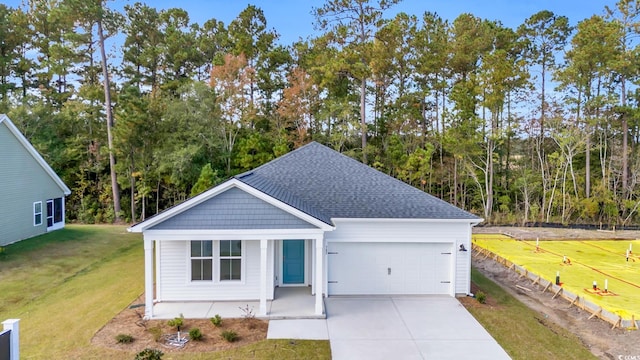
[53,197,62,223]
[34,201,42,226]
[220,240,242,281]
[46,200,54,227]
[46,197,64,228]
[191,240,213,281]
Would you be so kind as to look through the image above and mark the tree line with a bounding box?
[1,0,639,226]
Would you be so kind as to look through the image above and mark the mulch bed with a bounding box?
[91,294,268,354]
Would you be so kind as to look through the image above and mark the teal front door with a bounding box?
[283,240,305,284]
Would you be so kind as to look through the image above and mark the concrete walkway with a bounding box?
[268,296,511,360]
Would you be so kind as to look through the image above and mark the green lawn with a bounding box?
[0,225,598,359]
[473,234,640,319]
[0,225,330,359]
[465,269,598,360]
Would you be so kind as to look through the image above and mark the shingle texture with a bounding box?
[236,142,479,224]
[150,187,319,230]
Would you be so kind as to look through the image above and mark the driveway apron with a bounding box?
[325,296,511,360]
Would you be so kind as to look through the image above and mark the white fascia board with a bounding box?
[331,217,484,224]
[128,178,334,232]
[143,228,326,241]
[0,114,71,195]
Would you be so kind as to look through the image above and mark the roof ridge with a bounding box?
[234,142,319,179]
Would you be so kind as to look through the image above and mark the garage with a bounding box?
[327,242,453,295]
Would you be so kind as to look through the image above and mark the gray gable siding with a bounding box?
[0,121,66,246]
[150,187,319,230]
[237,142,480,221]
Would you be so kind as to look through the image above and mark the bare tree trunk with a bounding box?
[360,77,367,163]
[622,79,628,197]
[98,18,121,222]
[130,157,136,223]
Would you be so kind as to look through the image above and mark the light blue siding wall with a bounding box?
[151,187,318,230]
[0,123,66,246]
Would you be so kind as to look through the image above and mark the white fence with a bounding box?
[0,319,19,360]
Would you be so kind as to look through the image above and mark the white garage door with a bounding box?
[328,242,452,295]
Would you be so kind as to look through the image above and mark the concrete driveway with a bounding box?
[325,296,511,360]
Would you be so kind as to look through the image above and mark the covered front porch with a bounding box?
[150,287,324,319]
[142,231,328,320]
[130,179,336,320]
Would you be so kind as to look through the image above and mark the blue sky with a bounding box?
[6,0,616,45]
[124,0,613,44]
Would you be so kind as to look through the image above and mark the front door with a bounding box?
[283,240,305,284]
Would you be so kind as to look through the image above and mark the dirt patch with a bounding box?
[475,226,640,241]
[458,283,501,310]
[473,227,640,359]
[92,295,268,354]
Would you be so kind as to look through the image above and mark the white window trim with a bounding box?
[218,240,243,283]
[46,197,65,231]
[187,240,246,284]
[33,201,43,226]
[189,240,214,282]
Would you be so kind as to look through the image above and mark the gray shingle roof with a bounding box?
[235,142,480,225]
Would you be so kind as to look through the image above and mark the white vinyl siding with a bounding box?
[33,201,42,226]
[158,240,274,301]
[325,219,472,296]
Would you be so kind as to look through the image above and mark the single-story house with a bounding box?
[129,142,482,319]
[0,115,71,247]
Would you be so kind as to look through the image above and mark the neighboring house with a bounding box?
[129,142,482,319]
[0,115,71,246]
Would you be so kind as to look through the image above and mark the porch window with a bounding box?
[191,240,213,281]
[219,240,242,281]
[34,201,42,226]
[46,197,64,228]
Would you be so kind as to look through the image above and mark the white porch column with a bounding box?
[144,237,154,319]
[259,239,268,316]
[2,319,19,360]
[314,236,324,315]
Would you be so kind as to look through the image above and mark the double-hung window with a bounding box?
[219,240,242,281]
[33,201,43,226]
[191,241,213,281]
[189,240,242,282]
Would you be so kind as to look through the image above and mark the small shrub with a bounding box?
[148,326,162,342]
[167,314,184,329]
[221,330,238,342]
[115,333,134,344]
[476,291,487,304]
[210,314,223,327]
[239,304,255,320]
[134,348,163,360]
[189,328,203,341]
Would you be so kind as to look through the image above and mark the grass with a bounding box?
[465,268,598,360]
[0,225,599,359]
[473,234,640,318]
[0,224,330,359]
